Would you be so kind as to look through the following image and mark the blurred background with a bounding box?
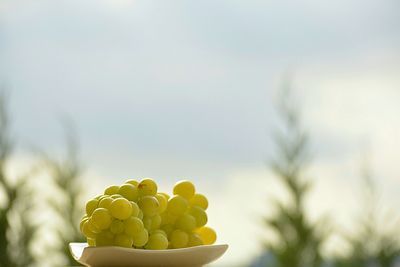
[1,0,400,266]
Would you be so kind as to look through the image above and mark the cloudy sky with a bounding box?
[1,0,400,266]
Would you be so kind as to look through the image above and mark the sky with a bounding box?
[1,0,400,266]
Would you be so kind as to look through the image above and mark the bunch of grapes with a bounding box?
[80,179,217,250]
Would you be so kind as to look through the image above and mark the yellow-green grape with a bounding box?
[142,216,152,231]
[118,184,138,202]
[96,231,114,246]
[150,229,167,238]
[159,192,170,200]
[188,233,203,247]
[124,217,144,237]
[104,185,120,195]
[167,195,188,216]
[111,194,123,199]
[91,208,112,230]
[98,197,113,210]
[155,193,168,213]
[190,193,208,210]
[88,219,101,233]
[130,201,140,217]
[125,179,139,187]
[80,216,89,232]
[138,196,159,217]
[87,238,96,246]
[189,206,208,227]
[114,234,133,248]
[138,178,157,196]
[133,228,149,247]
[195,226,216,245]
[86,199,99,216]
[160,224,174,237]
[144,214,161,231]
[175,213,196,232]
[110,220,124,234]
[82,221,97,239]
[170,229,189,248]
[145,233,168,250]
[109,198,132,220]
[138,209,144,220]
[173,180,195,200]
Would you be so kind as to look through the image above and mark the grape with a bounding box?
[114,234,133,248]
[96,231,114,246]
[124,217,144,237]
[98,197,113,210]
[173,180,195,200]
[170,230,189,249]
[160,224,174,237]
[125,179,139,187]
[86,199,99,216]
[130,201,140,217]
[195,226,216,245]
[91,208,112,230]
[82,221,97,239]
[143,215,161,231]
[142,216,152,231]
[109,198,132,220]
[118,184,138,202]
[138,196,159,217]
[80,216,89,232]
[138,178,157,196]
[110,220,124,234]
[189,206,208,227]
[88,219,101,233]
[138,209,144,220]
[87,238,96,246]
[155,193,168,213]
[159,192,170,200]
[145,233,168,250]
[133,229,149,247]
[187,233,203,247]
[104,185,120,195]
[190,194,208,210]
[111,194,123,199]
[167,195,188,216]
[175,214,196,232]
[150,229,167,238]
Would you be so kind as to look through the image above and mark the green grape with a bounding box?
[87,238,96,246]
[133,228,149,247]
[167,195,188,216]
[111,194,123,199]
[110,220,124,234]
[125,179,139,187]
[160,224,174,237]
[188,233,203,247]
[114,234,133,248]
[88,219,101,233]
[175,213,196,232]
[138,209,144,220]
[195,226,216,245]
[118,184,138,201]
[82,221,97,239]
[124,217,144,237]
[155,193,168,213]
[159,192,170,200]
[86,199,99,216]
[110,198,132,220]
[98,197,113,210]
[173,180,195,200]
[143,215,162,231]
[96,230,114,246]
[130,201,140,217]
[170,229,189,249]
[189,206,207,227]
[80,216,89,232]
[145,233,168,250]
[190,193,208,210]
[150,229,167,238]
[104,185,120,195]
[142,216,152,231]
[91,208,112,230]
[138,196,159,217]
[138,178,157,196]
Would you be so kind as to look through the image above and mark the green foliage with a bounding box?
[264,83,328,267]
[0,93,37,267]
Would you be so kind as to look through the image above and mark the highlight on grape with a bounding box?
[80,179,217,249]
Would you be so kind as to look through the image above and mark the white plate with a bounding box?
[69,243,228,267]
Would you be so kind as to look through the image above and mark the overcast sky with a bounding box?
[1,0,400,266]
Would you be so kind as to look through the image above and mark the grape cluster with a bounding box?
[80,179,217,249]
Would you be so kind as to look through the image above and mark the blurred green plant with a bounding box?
[333,159,400,267]
[0,93,38,267]
[41,120,86,266]
[263,82,328,267]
